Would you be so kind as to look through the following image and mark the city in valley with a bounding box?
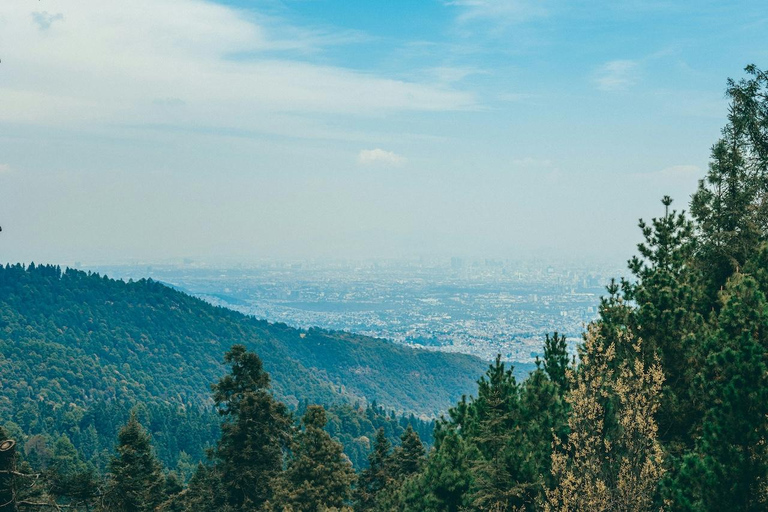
[91,257,624,364]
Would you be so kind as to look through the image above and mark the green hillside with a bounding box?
[0,263,489,419]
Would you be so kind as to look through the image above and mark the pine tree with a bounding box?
[690,65,768,304]
[48,434,100,507]
[212,345,292,511]
[272,405,355,511]
[390,426,425,481]
[517,361,569,502]
[105,413,164,512]
[626,196,704,454]
[466,356,529,511]
[398,424,471,512]
[666,274,768,511]
[178,463,230,512]
[544,332,569,392]
[547,324,665,511]
[354,428,393,511]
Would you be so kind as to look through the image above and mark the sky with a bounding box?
[1,0,767,266]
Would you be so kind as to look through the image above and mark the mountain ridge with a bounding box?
[0,263,496,418]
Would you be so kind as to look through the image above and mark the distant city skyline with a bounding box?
[2,0,767,265]
[92,257,615,362]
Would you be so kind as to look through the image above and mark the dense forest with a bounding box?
[1,64,768,511]
[0,261,490,418]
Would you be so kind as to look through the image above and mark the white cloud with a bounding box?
[358,149,406,166]
[0,0,476,137]
[31,11,64,31]
[0,164,12,174]
[594,60,639,91]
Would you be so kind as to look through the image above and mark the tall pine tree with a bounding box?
[272,405,355,511]
[212,345,292,511]
[104,413,164,512]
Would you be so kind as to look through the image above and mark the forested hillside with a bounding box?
[0,263,487,419]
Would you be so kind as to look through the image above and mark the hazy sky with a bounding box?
[1,0,767,265]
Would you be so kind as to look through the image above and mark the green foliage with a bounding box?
[0,263,486,424]
[543,332,569,392]
[390,426,425,480]
[104,414,164,512]
[626,196,705,455]
[354,428,393,511]
[212,345,292,510]
[690,65,768,303]
[48,434,101,506]
[392,348,568,512]
[272,405,356,511]
[318,402,434,470]
[665,274,768,511]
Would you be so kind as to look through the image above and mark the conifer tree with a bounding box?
[517,361,569,500]
[48,434,100,508]
[212,345,292,511]
[354,428,393,511]
[390,426,425,480]
[105,413,164,512]
[547,324,665,511]
[626,196,704,454]
[691,65,768,304]
[398,424,471,512]
[178,463,230,512]
[465,356,529,511]
[543,332,569,392]
[666,274,768,511]
[272,405,355,511]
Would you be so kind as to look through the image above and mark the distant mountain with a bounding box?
[0,263,495,419]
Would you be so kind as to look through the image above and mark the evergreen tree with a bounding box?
[354,428,393,511]
[48,434,100,508]
[543,332,569,392]
[465,356,529,511]
[104,413,164,512]
[666,274,768,511]
[516,361,569,502]
[547,324,665,511]
[178,463,231,512]
[390,426,425,480]
[691,65,768,304]
[398,425,471,512]
[272,405,355,512]
[156,471,185,512]
[626,196,704,454]
[212,345,292,511]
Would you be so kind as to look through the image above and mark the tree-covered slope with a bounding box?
[0,263,487,418]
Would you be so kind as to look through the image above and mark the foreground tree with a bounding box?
[48,434,100,508]
[626,197,704,455]
[272,405,355,511]
[665,274,768,511]
[104,413,164,512]
[691,65,768,305]
[390,426,425,481]
[354,428,393,511]
[547,324,665,511]
[212,345,292,511]
[398,424,471,512]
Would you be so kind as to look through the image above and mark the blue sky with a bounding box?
[1,0,767,264]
